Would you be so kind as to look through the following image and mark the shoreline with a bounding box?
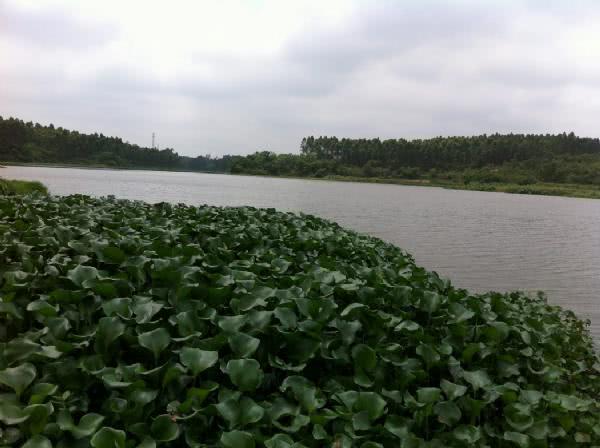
[3,161,600,200]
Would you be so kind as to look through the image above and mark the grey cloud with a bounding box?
[0,2,117,49]
[3,1,600,156]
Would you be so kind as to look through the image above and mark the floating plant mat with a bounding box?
[0,194,598,447]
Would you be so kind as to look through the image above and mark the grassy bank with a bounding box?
[1,194,598,446]
[0,177,47,195]
[0,160,227,174]
[241,172,600,199]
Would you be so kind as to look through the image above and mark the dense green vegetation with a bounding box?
[0,117,234,172]
[231,135,600,194]
[1,194,598,447]
[0,178,47,195]
[3,115,600,198]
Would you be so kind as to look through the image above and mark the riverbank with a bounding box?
[233,172,600,199]
[0,177,47,195]
[0,160,226,174]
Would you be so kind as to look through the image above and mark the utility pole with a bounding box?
[152,132,155,149]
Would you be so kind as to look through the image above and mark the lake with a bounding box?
[4,165,600,343]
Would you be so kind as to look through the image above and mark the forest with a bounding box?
[0,116,235,172]
[3,116,600,189]
[232,135,600,186]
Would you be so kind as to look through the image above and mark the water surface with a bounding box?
[4,165,599,342]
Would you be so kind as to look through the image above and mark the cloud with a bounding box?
[1,0,600,156]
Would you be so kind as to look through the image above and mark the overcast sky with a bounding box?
[1,0,600,156]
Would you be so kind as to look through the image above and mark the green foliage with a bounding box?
[0,178,47,195]
[0,195,598,446]
[0,116,235,172]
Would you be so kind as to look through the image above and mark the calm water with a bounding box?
[4,166,600,342]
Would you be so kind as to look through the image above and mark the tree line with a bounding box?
[0,116,234,172]
[2,116,600,186]
[232,135,600,185]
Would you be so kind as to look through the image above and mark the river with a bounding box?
[4,165,599,342]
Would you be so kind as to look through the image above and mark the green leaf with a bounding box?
[504,431,530,447]
[221,430,255,448]
[95,316,126,354]
[453,425,481,443]
[22,435,52,448]
[73,413,105,438]
[226,359,263,391]
[179,347,218,376]
[228,333,260,358]
[265,433,295,448]
[0,363,36,396]
[416,387,441,404]
[420,291,441,313]
[138,328,171,360]
[136,437,156,448]
[280,376,324,412]
[352,344,377,371]
[355,392,387,420]
[102,246,126,264]
[215,396,264,429]
[434,401,462,426]
[91,427,126,448]
[416,344,440,368]
[151,415,180,442]
[462,369,492,391]
[0,402,29,424]
[440,379,467,400]
[384,415,411,439]
[66,264,99,287]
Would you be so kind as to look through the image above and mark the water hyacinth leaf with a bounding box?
[24,403,54,434]
[420,291,441,313]
[384,415,411,439]
[416,344,440,368]
[440,379,467,400]
[102,246,126,264]
[434,401,462,426]
[228,332,260,358]
[66,264,99,287]
[151,415,180,442]
[453,425,481,443]
[0,363,36,396]
[95,316,126,354]
[0,402,30,425]
[351,344,377,371]
[504,431,530,447]
[22,435,52,448]
[221,430,255,448]
[462,369,492,391]
[72,413,105,438]
[355,392,387,420]
[179,347,218,376]
[227,359,263,391]
[265,433,295,448]
[0,196,598,446]
[136,437,156,448]
[215,396,264,429]
[91,427,126,448]
[280,376,324,412]
[138,328,171,360]
[416,387,441,404]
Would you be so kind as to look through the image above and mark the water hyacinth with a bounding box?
[0,194,598,447]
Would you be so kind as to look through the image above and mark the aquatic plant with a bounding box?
[1,195,598,447]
